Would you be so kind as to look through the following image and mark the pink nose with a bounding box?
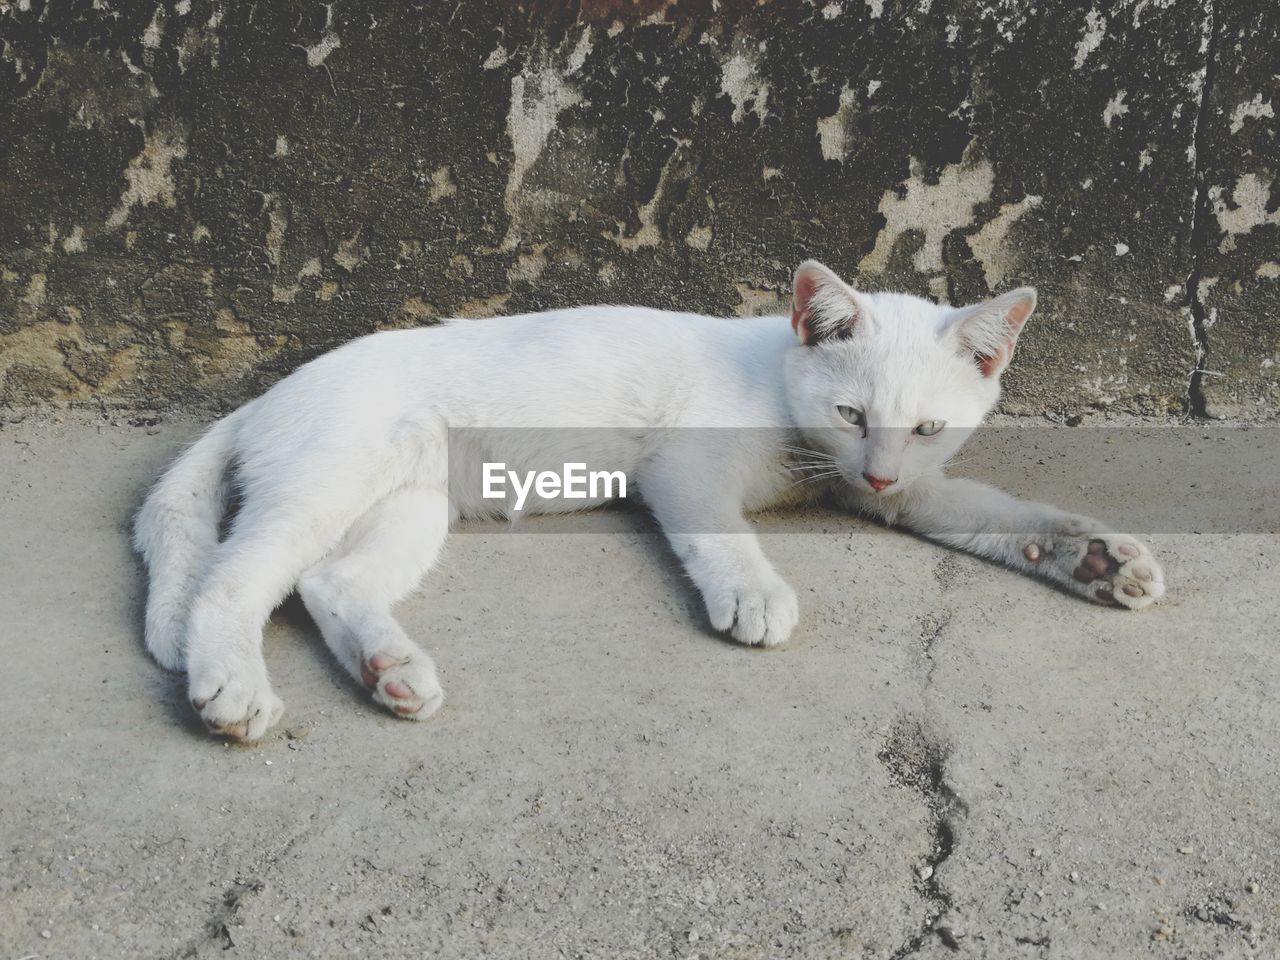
[862,472,895,492]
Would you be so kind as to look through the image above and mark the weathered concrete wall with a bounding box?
[0,0,1275,418]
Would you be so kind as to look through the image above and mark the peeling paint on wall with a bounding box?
[427,166,457,202]
[859,150,995,298]
[0,0,1271,418]
[719,40,769,125]
[303,4,341,67]
[1229,94,1274,135]
[501,31,591,248]
[263,194,288,269]
[817,84,856,162]
[1213,174,1280,245]
[104,123,188,230]
[1103,90,1129,128]
[1073,8,1107,69]
[967,195,1043,291]
[61,226,87,254]
[734,282,788,317]
[610,139,692,250]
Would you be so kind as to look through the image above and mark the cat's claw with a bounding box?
[188,665,284,742]
[705,577,799,646]
[361,653,444,720]
[1025,528,1165,610]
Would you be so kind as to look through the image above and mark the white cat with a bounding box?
[134,260,1165,741]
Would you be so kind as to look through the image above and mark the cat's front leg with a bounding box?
[639,455,799,646]
[862,476,1166,610]
[674,532,800,646]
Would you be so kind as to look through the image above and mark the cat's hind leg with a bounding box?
[184,492,372,741]
[298,486,454,720]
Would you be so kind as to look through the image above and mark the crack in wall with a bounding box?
[1184,0,1220,419]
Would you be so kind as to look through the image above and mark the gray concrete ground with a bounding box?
[1,413,1276,959]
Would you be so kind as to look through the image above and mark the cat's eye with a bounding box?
[836,405,866,430]
[915,419,946,437]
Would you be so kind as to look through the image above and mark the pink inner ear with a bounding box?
[791,271,819,341]
[978,347,1011,378]
[974,298,1033,377]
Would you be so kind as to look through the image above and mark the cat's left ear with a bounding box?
[947,287,1037,378]
[791,260,875,345]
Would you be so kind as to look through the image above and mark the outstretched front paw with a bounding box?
[1023,527,1165,610]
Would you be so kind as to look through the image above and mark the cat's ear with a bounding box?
[947,287,1037,378]
[791,260,873,345]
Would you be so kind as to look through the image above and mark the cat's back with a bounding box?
[306,304,718,368]
[312,304,760,385]
[245,305,788,433]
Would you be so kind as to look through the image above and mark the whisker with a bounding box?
[782,461,838,473]
[777,440,843,491]
[780,443,835,461]
[786,470,843,490]
[784,467,837,476]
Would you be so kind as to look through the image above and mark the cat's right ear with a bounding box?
[791,260,872,345]
[946,287,1037,378]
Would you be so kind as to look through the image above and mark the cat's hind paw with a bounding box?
[189,663,285,742]
[361,653,445,720]
[1025,530,1165,610]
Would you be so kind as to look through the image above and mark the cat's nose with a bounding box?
[862,472,896,492]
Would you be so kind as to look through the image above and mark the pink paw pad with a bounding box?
[360,654,408,690]
[188,678,283,743]
[384,679,414,699]
[359,653,444,721]
[1069,536,1165,610]
[213,720,249,741]
[1072,541,1114,582]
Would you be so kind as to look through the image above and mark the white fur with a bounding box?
[134,260,1165,740]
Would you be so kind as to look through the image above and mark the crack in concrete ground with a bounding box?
[879,715,967,957]
[879,554,971,956]
[916,609,953,689]
[168,877,264,958]
[164,824,313,959]
[1184,0,1221,419]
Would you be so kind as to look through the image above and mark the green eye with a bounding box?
[915,420,946,437]
[836,405,866,429]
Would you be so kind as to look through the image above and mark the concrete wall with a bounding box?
[0,0,1275,418]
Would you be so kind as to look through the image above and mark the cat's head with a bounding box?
[782,259,1036,496]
